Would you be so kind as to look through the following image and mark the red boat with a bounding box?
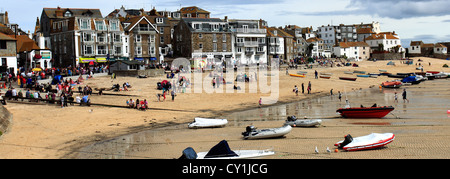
[426,71,440,74]
[381,81,402,88]
[336,106,395,118]
[339,77,357,81]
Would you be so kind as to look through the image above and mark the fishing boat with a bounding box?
[339,77,357,81]
[336,105,395,118]
[188,118,228,128]
[381,81,402,88]
[334,133,395,151]
[285,116,322,127]
[356,75,370,78]
[380,72,391,76]
[426,71,440,74]
[289,73,305,78]
[353,70,366,74]
[242,125,292,139]
[344,71,354,74]
[320,75,331,79]
[187,140,275,159]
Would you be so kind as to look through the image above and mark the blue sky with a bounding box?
[2,0,450,47]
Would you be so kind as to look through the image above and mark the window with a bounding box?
[199,43,203,49]
[0,41,6,49]
[222,34,226,42]
[95,21,105,31]
[149,35,155,43]
[84,45,93,55]
[97,33,106,42]
[114,46,122,55]
[194,23,201,30]
[156,18,163,23]
[160,36,164,44]
[139,24,149,31]
[135,35,141,42]
[113,34,121,42]
[257,46,264,52]
[237,47,242,53]
[64,11,72,17]
[213,43,217,52]
[223,43,227,51]
[213,34,217,42]
[83,33,93,42]
[110,21,118,31]
[97,46,107,55]
[1,58,6,66]
[160,27,164,34]
[199,33,203,38]
[135,46,142,55]
[80,19,90,30]
[149,46,155,55]
[237,37,244,43]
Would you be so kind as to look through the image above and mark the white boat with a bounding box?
[242,125,292,140]
[285,116,322,127]
[180,140,274,159]
[188,118,228,129]
[334,133,395,151]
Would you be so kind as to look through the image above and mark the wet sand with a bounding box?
[77,79,450,159]
[1,57,449,159]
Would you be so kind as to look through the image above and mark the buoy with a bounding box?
[334,149,339,153]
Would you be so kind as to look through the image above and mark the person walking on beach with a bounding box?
[294,85,299,96]
[394,92,398,103]
[301,83,304,94]
[259,98,262,108]
[402,89,409,103]
[307,81,311,94]
[171,90,176,101]
[330,89,333,96]
[315,70,318,79]
[338,91,342,102]
[212,77,216,88]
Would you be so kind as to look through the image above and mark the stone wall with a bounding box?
[114,69,165,77]
[372,52,403,60]
[0,106,12,137]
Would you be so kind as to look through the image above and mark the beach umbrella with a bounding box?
[32,68,42,72]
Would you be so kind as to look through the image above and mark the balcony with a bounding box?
[234,28,266,34]
[244,41,258,47]
[245,51,254,55]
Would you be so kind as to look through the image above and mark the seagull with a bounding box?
[315,146,319,154]
[326,147,331,154]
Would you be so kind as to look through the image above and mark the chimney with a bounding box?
[55,7,64,17]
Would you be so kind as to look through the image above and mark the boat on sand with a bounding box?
[285,115,322,127]
[188,118,228,128]
[179,140,275,159]
[339,77,357,81]
[289,73,305,78]
[381,81,402,88]
[334,133,395,151]
[336,105,394,118]
[242,125,292,139]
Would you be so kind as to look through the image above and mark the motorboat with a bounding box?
[179,140,275,159]
[188,118,228,128]
[336,105,395,118]
[381,81,402,88]
[242,125,292,139]
[285,115,322,127]
[334,133,395,151]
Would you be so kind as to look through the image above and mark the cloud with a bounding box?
[295,0,450,19]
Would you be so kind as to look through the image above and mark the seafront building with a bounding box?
[228,19,267,66]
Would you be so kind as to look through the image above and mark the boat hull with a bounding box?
[285,119,322,127]
[243,125,292,140]
[334,133,395,151]
[336,106,394,118]
[197,150,275,159]
[339,77,357,81]
[188,118,228,128]
[289,74,305,78]
[381,81,402,88]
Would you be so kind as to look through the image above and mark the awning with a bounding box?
[134,57,144,61]
[79,58,96,63]
[96,58,107,63]
[150,57,157,61]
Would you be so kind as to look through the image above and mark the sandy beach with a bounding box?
[0,57,449,159]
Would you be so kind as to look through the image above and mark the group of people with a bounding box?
[293,81,312,96]
[127,99,148,111]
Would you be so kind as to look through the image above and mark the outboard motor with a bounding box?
[338,134,353,149]
[287,115,297,121]
[242,126,256,137]
[179,147,198,159]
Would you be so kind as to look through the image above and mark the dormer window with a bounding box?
[156,18,163,23]
[64,11,72,17]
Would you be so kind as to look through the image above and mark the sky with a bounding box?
[2,0,450,47]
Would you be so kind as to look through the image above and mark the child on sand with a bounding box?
[259,98,262,108]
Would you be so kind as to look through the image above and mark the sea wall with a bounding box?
[0,106,12,136]
[114,69,165,77]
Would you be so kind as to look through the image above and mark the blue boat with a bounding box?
[401,76,421,84]
[357,75,370,78]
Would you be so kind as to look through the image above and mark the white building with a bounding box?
[408,41,423,54]
[0,32,17,74]
[365,33,402,52]
[306,37,331,58]
[228,19,267,65]
[434,43,447,54]
[316,25,335,52]
[333,41,370,61]
[266,27,285,62]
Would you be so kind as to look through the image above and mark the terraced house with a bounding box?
[42,7,127,67]
[228,19,267,65]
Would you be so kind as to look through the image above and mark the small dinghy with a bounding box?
[381,81,402,88]
[289,73,305,78]
[356,75,370,78]
[320,75,331,79]
[188,118,228,129]
[187,140,274,159]
[339,77,357,81]
[334,133,395,151]
[285,115,322,127]
[242,125,292,139]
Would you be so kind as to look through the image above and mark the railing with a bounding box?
[244,41,258,47]
[234,28,266,34]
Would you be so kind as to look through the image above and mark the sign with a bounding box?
[79,58,96,63]
[41,51,52,59]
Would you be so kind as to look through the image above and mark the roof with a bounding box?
[8,35,40,52]
[0,32,16,41]
[356,27,374,34]
[180,6,210,14]
[422,43,434,48]
[306,37,323,43]
[122,16,159,33]
[337,41,370,48]
[410,41,423,46]
[180,18,228,32]
[265,27,293,38]
[435,43,447,48]
[43,7,103,19]
[365,33,399,40]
